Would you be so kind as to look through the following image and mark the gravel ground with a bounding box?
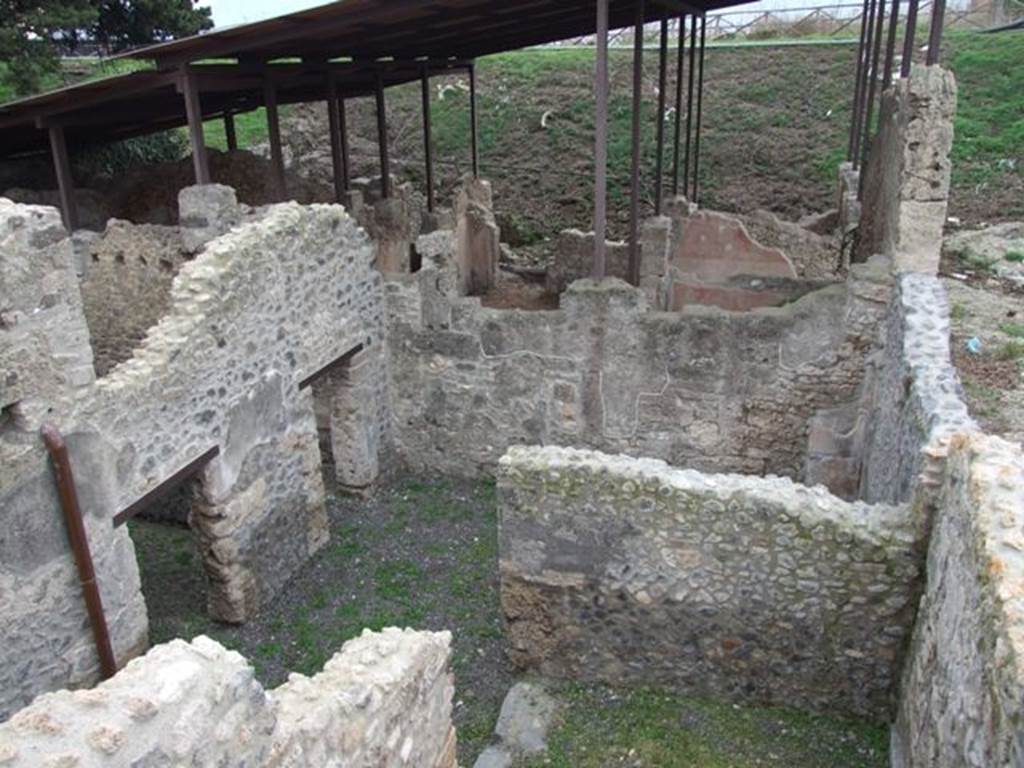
[129,470,514,763]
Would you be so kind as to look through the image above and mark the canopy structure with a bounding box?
[0,0,761,278]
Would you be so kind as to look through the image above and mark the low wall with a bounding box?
[0,629,457,767]
[387,255,891,481]
[891,434,1024,767]
[857,274,976,504]
[497,445,922,720]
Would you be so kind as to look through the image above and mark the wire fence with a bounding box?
[544,0,1017,46]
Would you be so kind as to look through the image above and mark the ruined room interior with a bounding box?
[1,1,1021,767]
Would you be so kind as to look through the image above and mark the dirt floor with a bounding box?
[130,471,889,766]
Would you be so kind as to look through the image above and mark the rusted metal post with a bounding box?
[859,0,888,175]
[691,14,706,205]
[264,79,286,200]
[40,424,117,681]
[421,64,435,212]
[883,0,901,87]
[593,0,610,280]
[375,69,392,198]
[327,72,346,204]
[901,0,920,78]
[851,0,877,171]
[654,12,669,215]
[628,0,645,286]
[180,66,211,185]
[926,0,946,65]
[47,125,79,231]
[847,0,872,160]
[469,61,480,178]
[671,14,686,197]
[683,14,697,195]
[224,112,238,152]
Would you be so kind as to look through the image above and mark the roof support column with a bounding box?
[691,14,706,205]
[901,0,920,78]
[264,79,286,200]
[327,72,349,204]
[47,125,79,231]
[224,112,238,152]
[882,0,901,88]
[654,12,669,215]
[375,69,391,199]
[925,0,946,65]
[593,0,610,280]
[683,14,697,196]
[180,66,211,185]
[671,14,686,198]
[847,0,872,161]
[859,0,887,183]
[421,64,435,212]
[851,0,877,170]
[628,0,645,286]
[469,61,480,178]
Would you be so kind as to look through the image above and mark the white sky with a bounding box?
[207,0,326,28]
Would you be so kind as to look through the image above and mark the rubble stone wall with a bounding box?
[891,434,1024,767]
[497,445,922,720]
[858,274,976,504]
[0,629,457,768]
[386,255,891,480]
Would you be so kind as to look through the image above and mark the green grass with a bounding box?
[1000,322,1024,339]
[523,685,888,768]
[203,108,275,151]
[1006,251,1024,264]
[996,340,1024,362]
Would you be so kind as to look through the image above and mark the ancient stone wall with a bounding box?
[386,254,891,481]
[856,65,957,273]
[891,434,1024,767]
[0,629,457,767]
[857,274,976,504]
[497,445,922,720]
[0,200,146,721]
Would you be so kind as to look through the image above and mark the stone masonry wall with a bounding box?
[386,254,891,481]
[0,199,145,722]
[856,65,957,274]
[497,445,922,720]
[891,434,1024,767]
[858,274,976,505]
[0,629,457,767]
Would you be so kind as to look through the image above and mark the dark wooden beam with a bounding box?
[654,12,669,215]
[180,66,211,185]
[628,0,645,286]
[421,64,435,212]
[224,112,238,151]
[375,69,391,198]
[692,14,706,204]
[264,78,287,200]
[593,0,610,280]
[469,60,479,178]
[47,125,79,231]
[327,72,347,204]
[671,14,686,196]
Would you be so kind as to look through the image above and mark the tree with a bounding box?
[0,1,213,97]
[94,0,212,54]
[0,1,97,96]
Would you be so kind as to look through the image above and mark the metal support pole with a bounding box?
[421,65,435,212]
[47,125,79,231]
[339,96,351,192]
[847,0,872,160]
[264,79,286,200]
[180,66,211,185]
[671,14,686,197]
[469,61,480,178]
[901,0,920,78]
[683,15,697,195]
[40,424,117,681]
[224,112,238,152]
[327,73,346,204]
[654,13,669,215]
[882,0,901,87]
[593,0,610,280]
[628,0,645,286]
[926,0,946,65]
[375,69,391,198]
[851,0,877,170]
[859,0,887,175]
[691,15,706,205]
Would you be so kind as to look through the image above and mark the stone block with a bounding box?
[178,183,241,253]
[671,210,797,281]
